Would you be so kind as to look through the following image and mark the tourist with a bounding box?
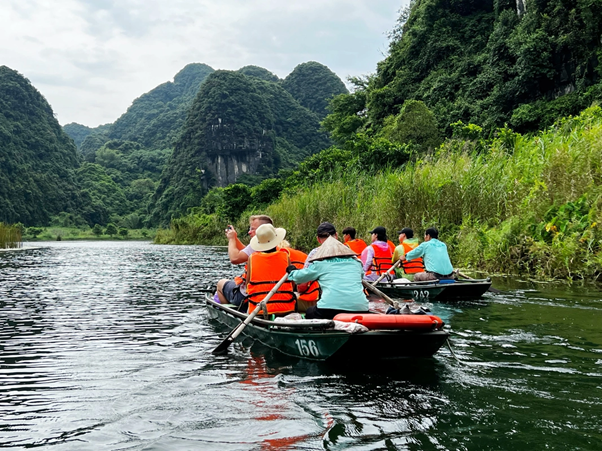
[342,226,367,255]
[305,222,338,267]
[245,224,296,315]
[392,227,424,278]
[216,215,273,306]
[401,227,454,281]
[278,240,320,313]
[361,226,394,281]
[286,236,369,319]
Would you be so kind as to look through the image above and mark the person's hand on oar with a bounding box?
[371,259,402,286]
[212,272,289,355]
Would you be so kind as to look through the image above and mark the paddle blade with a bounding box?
[212,335,235,355]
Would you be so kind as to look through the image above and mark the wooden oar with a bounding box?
[371,259,402,286]
[212,273,289,355]
[456,270,501,294]
[362,279,401,310]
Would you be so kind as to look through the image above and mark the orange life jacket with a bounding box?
[234,265,247,286]
[283,248,320,302]
[345,238,367,255]
[387,240,396,253]
[401,241,424,274]
[370,243,393,275]
[246,249,296,315]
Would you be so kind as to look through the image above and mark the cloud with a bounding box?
[1,0,407,126]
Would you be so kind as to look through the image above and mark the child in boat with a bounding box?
[286,236,369,319]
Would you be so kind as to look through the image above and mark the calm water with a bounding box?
[1,241,601,450]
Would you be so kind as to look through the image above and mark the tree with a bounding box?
[105,223,118,237]
[379,100,441,151]
[92,224,103,236]
[118,227,129,237]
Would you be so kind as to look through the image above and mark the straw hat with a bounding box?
[250,224,287,252]
[308,236,358,262]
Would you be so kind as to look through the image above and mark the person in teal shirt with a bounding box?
[287,236,369,319]
[402,227,454,281]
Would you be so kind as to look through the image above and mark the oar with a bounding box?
[371,259,402,286]
[212,273,289,355]
[362,279,401,310]
[456,270,501,294]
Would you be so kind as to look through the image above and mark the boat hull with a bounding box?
[205,297,449,361]
[376,278,492,301]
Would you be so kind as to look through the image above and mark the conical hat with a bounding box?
[308,236,358,262]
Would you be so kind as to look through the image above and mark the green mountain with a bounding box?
[150,66,337,224]
[326,0,602,140]
[237,65,280,82]
[282,61,348,119]
[0,66,82,226]
[107,63,215,149]
[63,122,111,149]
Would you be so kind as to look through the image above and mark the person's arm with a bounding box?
[404,242,426,261]
[392,245,405,262]
[362,246,374,272]
[288,264,321,284]
[226,226,249,264]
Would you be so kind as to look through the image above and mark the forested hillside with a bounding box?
[0,66,82,226]
[325,0,602,141]
[150,68,335,224]
[282,61,348,119]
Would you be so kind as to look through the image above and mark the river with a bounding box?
[1,241,601,450]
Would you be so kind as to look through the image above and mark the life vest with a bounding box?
[387,240,396,253]
[345,238,367,255]
[370,244,393,275]
[401,241,424,274]
[234,265,247,286]
[246,249,296,315]
[282,248,320,302]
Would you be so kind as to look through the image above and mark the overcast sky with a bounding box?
[1,0,408,127]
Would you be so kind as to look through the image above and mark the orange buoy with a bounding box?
[333,313,444,331]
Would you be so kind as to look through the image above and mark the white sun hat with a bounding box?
[250,224,287,252]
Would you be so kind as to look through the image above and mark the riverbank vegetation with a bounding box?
[0,223,22,249]
[159,106,602,279]
[22,225,155,241]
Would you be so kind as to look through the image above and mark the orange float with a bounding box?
[333,313,444,331]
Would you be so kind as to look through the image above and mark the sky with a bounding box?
[1,0,408,127]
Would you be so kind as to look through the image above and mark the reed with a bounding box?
[0,223,23,249]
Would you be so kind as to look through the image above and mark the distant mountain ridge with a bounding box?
[0,66,82,225]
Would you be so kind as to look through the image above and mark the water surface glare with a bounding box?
[1,241,601,450]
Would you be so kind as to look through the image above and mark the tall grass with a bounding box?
[268,106,602,279]
[0,223,22,249]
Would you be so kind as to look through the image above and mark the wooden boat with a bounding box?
[375,277,492,301]
[205,295,449,361]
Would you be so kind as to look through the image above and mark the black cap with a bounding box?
[316,222,337,237]
[368,226,386,235]
[396,227,414,239]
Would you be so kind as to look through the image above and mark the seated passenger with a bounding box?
[401,227,455,282]
[278,240,321,313]
[287,236,369,319]
[361,226,394,281]
[246,224,296,316]
[392,227,424,279]
[342,227,367,255]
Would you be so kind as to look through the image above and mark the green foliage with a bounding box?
[109,63,215,149]
[118,227,129,237]
[282,61,349,119]
[92,224,103,236]
[237,65,279,82]
[0,66,83,226]
[26,227,43,238]
[324,0,602,141]
[218,184,252,221]
[104,223,118,237]
[0,223,22,249]
[77,163,130,226]
[379,100,442,151]
[264,106,602,279]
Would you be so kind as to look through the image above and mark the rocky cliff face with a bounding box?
[204,120,274,187]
